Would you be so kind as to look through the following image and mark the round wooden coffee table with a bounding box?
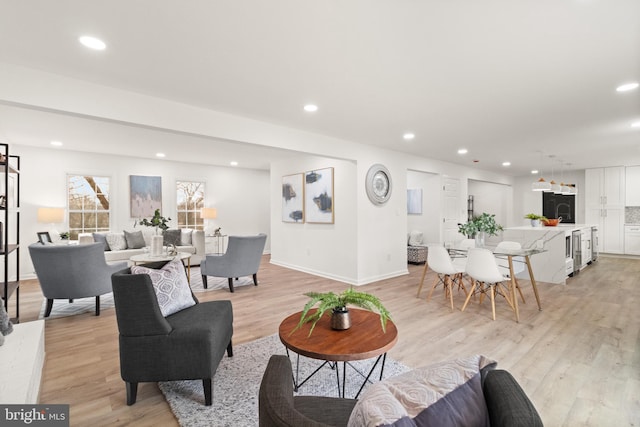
[279,308,398,398]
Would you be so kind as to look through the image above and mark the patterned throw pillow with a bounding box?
[131,259,196,317]
[106,233,127,251]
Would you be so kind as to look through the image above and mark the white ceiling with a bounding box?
[0,0,638,175]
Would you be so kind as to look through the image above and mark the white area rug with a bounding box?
[38,267,253,319]
[159,333,410,427]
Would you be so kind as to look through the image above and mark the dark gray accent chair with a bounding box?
[201,233,267,292]
[259,355,358,427]
[28,242,127,317]
[111,261,233,406]
[259,355,543,427]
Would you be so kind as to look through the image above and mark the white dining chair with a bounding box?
[425,245,467,310]
[495,241,526,304]
[451,239,476,270]
[461,248,515,321]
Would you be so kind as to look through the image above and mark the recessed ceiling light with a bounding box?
[457,148,468,155]
[303,104,318,112]
[230,161,238,166]
[156,153,166,158]
[632,121,640,128]
[50,140,63,146]
[616,82,639,92]
[403,133,415,140]
[531,170,539,174]
[502,162,511,167]
[79,36,106,50]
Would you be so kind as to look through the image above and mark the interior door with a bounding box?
[441,177,461,245]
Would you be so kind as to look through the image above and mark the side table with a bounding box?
[205,234,228,254]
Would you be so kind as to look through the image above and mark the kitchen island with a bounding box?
[503,224,596,284]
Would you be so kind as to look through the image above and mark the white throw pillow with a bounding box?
[181,229,193,246]
[408,230,423,246]
[131,259,196,317]
[106,232,128,251]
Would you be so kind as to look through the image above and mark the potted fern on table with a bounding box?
[293,287,391,336]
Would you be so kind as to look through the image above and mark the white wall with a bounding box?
[270,156,358,284]
[407,170,441,244]
[13,145,270,278]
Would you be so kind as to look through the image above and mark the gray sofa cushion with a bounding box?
[124,230,146,249]
[163,229,181,246]
[93,232,110,251]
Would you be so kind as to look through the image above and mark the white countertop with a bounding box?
[506,224,596,232]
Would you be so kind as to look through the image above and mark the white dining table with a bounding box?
[419,244,544,322]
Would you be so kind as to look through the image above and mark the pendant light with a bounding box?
[547,155,559,193]
[531,151,552,192]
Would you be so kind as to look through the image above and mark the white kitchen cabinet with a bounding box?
[625,166,640,206]
[585,167,625,254]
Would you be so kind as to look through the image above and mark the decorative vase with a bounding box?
[474,231,486,248]
[151,235,163,256]
[530,219,540,227]
[330,307,351,331]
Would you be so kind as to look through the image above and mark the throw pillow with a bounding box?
[163,228,181,246]
[106,233,127,251]
[92,232,111,251]
[131,259,196,317]
[124,230,146,249]
[181,228,193,246]
[348,355,496,427]
[408,230,423,246]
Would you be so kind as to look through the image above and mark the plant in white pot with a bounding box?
[135,209,172,256]
[458,213,503,247]
[524,213,547,227]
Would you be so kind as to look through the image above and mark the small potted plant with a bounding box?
[59,231,70,242]
[524,213,547,227]
[293,287,391,336]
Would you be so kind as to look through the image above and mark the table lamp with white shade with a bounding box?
[37,207,65,242]
[200,207,218,236]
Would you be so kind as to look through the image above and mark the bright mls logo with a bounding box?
[1,405,69,426]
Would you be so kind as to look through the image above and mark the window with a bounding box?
[68,175,110,239]
[177,181,205,230]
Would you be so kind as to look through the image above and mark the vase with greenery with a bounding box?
[524,213,547,227]
[293,287,391,336]
[458,213,503,247]
[136,209,171,234]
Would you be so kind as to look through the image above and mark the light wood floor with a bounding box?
[11,255,640,426]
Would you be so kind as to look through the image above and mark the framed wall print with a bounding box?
[407,188,423,214]
[130,175,162,218]
[304,167,334,224]
[282,173,304,223]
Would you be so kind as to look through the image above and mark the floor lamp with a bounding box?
[200,208,218,236]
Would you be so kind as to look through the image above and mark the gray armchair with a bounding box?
[259,355,357,427]
[28,242,127,317]
[201,233,267,292]
[111,261,233,405]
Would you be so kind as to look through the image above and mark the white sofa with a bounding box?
[78,229,206,265]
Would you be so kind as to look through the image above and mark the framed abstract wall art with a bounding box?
[282,173,304,223]
[130,175,162,218]
[407,188,423,214]
[304,167,334,224]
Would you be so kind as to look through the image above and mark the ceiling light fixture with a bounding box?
[50,140,63,146]
[502,161,511,167]
[156,153,165,158]
[403,133,415,140]
[532,151,551,192]
[531,170,539,174]
[230,161,238,166]
[303,104,318,112]
[616,82,639,92]
[632,121,640,128]
[457,148,468,155]
[79,36,106,50]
